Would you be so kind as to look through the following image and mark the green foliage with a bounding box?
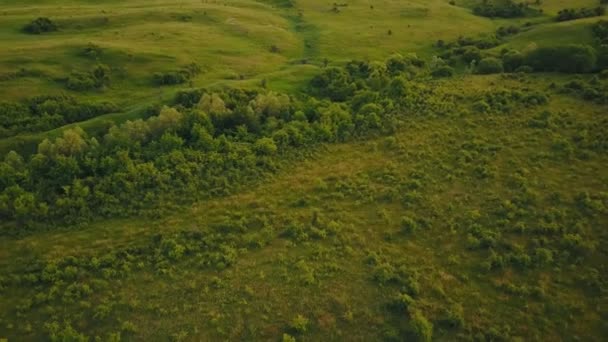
[23,17,57,34]
[476,57,504,74]
[408,309,433,342]
[556,7,606,22]
[66,64,111,91]
[525,45,597,73]
[283,333,297,342]
[472,0,539,18]
[254,137,278,155]
[310,67,356,101]
[388,292,415,312]
[592,20,608,45]
[502,50,524,72]
[431,65,455,78]
[0,95,116,138]
[289,314,309,333]
[153,63,201,86]
[400,216,418,234]
[496,25,520,37]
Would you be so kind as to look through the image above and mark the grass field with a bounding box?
[1,0,607,341]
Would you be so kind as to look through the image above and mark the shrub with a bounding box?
[254,137,278,155]
[439,304,465,329]
[283,334,297,342]
[496,25,520,37]
[389,292,415,312]
[66,64,111,91]
[502,50,524,72]
[476,57,504,74]
[310,67,356,101]
[431,65,454,78]
[592,20,608,44]
[515,65,533,73]
[23,17,57,34]
[290,314,309,333]
[556,7,605,22]
[153,63,200,86]
[461,46,482,63]
[525,45,597,73]
[534,248,554,265]
[472,100,490,113]
[401,216,418,233]
[473,0,538,18]
[409,309,433,342]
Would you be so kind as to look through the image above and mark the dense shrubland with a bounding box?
[153,63,201,86]
[23,17,58,34]
[66,64,112,91]
[556,6,606,22]
[438,30,603,74]
[524,45,598,73]
[3,48,608,232]
[0,54,445,232]
[593,20,608,45]
[472,0,540,18]
[0,95,117,138]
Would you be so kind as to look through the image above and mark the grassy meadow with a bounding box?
[1,0,607,341]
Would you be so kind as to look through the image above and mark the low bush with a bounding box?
[473,0,539,18]
[496,25,520,37]
[289,314,309,333]
[401,216,418,233]
[525,45,597,73]
[66,64,111,91]
[0,95,117,138]
[431,65,455,78]
[23,17,57,34]
[592,20,608,45]
[476,57,504,74]
[556,7,606,22]
[502,50,524,72]
[409,309,433,342]
[153,63,201,86]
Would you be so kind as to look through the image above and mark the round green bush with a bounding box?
[431,65,455,78]
[23,17,57,34]
[476,57,504,74]
[502,50,524,72]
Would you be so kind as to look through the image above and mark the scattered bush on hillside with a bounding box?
[592,20,608,45]
[496,25,520,37]
[437,35,500,66]
[473,0,539,18]
[502,50,524,72]
[2,61,447,228]
[431,65,455,78]
[153,63,201,86]
[408,309,433,342]
[0,95,117,138]
[525,45,597,73]
[556,7,606,22]
[81,43,103,59]
[23,17,58,34]
[476,57,504,74]
[310,66,356,101]
[560,76,608,104]
[289,314,309,333]
[66,64,111,91]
